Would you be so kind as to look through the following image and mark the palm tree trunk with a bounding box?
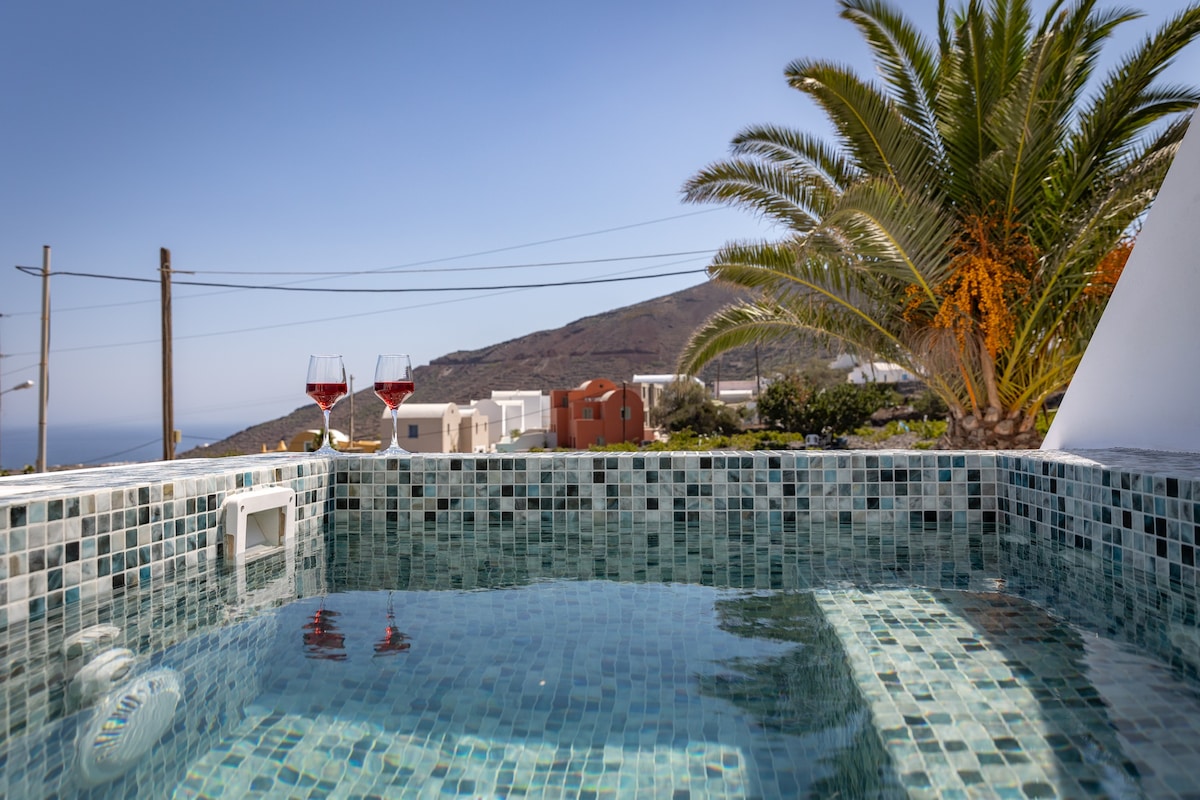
[979,348,1003,421]
[941,411,1042,449]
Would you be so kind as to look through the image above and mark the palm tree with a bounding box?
[680,0,1200,448]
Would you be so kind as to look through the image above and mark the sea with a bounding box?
[0,423,238,473]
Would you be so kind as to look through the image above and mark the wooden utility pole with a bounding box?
[160,248,175,461]
[36,246,50,473]
[348,375,355,447]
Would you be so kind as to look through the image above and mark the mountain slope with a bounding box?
[183,281,831,456]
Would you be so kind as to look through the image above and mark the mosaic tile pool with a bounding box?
[2,514,1200,799]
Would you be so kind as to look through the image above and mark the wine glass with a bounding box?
[306,355,347,455]
[374,354,414,455]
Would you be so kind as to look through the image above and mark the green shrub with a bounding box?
[756,373,811,431]
[652,381,742,435]
[793,383,895,435]
[910,390,949,420]
[760,375,897,435]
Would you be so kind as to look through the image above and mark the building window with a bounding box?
[582,407,593,420]
[620,406,631,420]
[596,436,605,445]
[407,424,419,439]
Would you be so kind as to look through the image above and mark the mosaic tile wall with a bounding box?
[995,450,1200,680]
[331,451,998,535]
[0,454,335,631]
[4,447,1200,647]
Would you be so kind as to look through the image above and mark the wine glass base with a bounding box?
[377,445,410,456]
[312,445,339,455]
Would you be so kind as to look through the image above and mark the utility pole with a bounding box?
[160,248,175,460]
[36,246,50,473]
[622,380,627,443]
[348,374,355,448]
[753,344,762,426]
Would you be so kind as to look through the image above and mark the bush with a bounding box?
[756,372,810,432]
[910,390,949,420]
[793,383,895,435]
[652,380,742,435]
[760,372,897,435]
[853,418,947,443]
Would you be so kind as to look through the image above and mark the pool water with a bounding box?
[178,583,893,798]
[4,522,1200,799]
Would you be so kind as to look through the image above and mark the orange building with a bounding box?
[549,379,644,449]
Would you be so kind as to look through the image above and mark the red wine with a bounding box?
[374,380,415,410]
[307,382,347,411]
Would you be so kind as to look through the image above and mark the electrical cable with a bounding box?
[16,265,708,292]
[1,247,715,314]
[186,249,717,276]
[78,438,161,465]
[1,254,711,357]
[6,208,723,312]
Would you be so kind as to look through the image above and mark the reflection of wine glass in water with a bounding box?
[301,603,346,661]
[374,592,411,656]
[306,355,347,455]
[374,354,414,455]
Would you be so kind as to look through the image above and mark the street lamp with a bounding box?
[0,379,36,472]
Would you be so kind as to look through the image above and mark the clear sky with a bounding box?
[1,1,1197,451]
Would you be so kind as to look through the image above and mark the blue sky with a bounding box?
[1,1,1197,456]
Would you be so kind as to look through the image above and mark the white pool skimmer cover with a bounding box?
[76,667,183,787]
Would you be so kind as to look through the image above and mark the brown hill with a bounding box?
[182,281,831,456]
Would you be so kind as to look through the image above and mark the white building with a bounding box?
[469,390,549,450]
[489,390,548,429]
[713,379,764,404]
[458,408,490,453]
[380,403,462,453]
[847,361,916,385]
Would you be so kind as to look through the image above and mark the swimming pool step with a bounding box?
[815,587,1200,799]
[172,710,751,799]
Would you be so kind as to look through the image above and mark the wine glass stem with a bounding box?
[322,409,332,451]
[390,409,399,449]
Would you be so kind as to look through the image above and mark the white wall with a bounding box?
[490,390,548,430]
[1042,122,1200,454]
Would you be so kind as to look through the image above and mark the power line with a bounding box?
[1,257,711,357]
[0,288,512,356]
[0,284,538,357]
[1,248,713,314]
[346,208,720,271]
[190,249,717,276]
[16,265,709,293]
[78,438,160,465]
[4,208,723,314]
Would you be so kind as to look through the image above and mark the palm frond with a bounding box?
[821,179,957,295]
[978,31,1065,218]
[729,125,862,192]
[839,0,941,144]
[682,159,832,230]
[784,59,939,196]
[703,239,911,350]
[1060,5,1200,205]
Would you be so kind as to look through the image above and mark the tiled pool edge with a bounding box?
[0,454,335,629]
[2,448,1199,632]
